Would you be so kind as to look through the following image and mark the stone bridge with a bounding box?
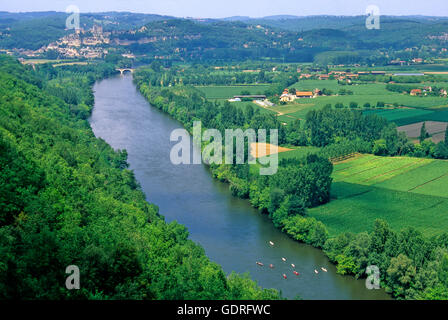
[116,68,134,75]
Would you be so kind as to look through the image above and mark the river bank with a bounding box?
[90,73,391,299]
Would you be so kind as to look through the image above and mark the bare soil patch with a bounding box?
[398,121,448,141]
[250,143,292,158]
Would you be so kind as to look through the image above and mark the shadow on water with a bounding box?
[89,74,391,300]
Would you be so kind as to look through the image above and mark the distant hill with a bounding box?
[2,12,448,63]
[112,18,317,61]
[220,16,251,21]
[116,16,448,63]
[0,11,174,50]
[216,15,448,32]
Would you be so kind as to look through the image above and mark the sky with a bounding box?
[1,0,448,18]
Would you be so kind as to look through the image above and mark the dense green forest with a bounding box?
[0,15,69,50]
[134,64,448,300]
[0,55,280,299]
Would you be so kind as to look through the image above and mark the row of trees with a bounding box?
[134,64,334,225]
[324,220,448,299]
[333,101,387,109]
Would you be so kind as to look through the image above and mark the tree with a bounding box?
[387,254,416,298]
[373,139,388,156]
[432,142,448,159]
[268,188,285,215]
[445,124,448,147]
[420,122,429,143]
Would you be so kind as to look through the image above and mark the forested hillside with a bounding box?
[0,55,279,299]
[113,16,448,63]
[2,12,448,64]
[0,12,173,50]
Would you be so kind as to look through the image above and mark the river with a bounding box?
[89,74,390,300]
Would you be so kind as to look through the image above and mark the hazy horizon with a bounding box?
[1,0,448,19]
[2,11,448,19]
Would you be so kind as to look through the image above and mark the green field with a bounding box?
[333,155,433,185]
[389,109,448,126]
[196,79,448,125]
[276,146,320,160]
[363,108,435,123]
[196,85,271,99]
[284,79,448,122]
[308,154,448,237]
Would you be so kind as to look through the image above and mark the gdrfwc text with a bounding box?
[170,121,278,175]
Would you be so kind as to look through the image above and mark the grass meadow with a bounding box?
[308,154,448,237]
[284,79,448,122]
[195,85,271,99]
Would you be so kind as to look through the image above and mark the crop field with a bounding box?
[398,121,448,140]
[331,64,448,73]
[391,109,448,126]
[376,161,448,195]
[22,59,63,65]
[282,79,448,122]
[315,94,448,109]
[308,154,448,237]
[278,96,448,123]
[333,155,433,185]
[308,183,448,236]
[52,62,89,67]
[197,79,448,125]
[363,108,435,123]
[263,102,317,121]
[255,146,320,162]
[290,79,342,92]
[276,146,320,160]
[195,85,270,99]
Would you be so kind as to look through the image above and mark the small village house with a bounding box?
[296,91,314,98]
[410,89,422,96]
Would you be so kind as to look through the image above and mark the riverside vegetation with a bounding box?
[3,11,448,301]
[0,55,281,299]
[134,63,448,300]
